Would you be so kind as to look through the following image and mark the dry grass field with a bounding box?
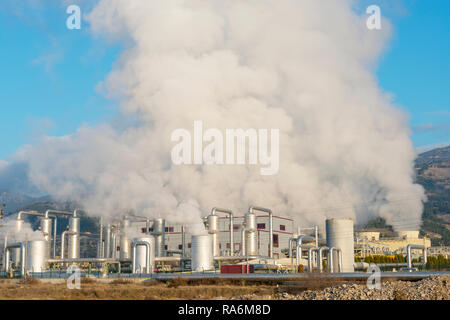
[0,277,277,300]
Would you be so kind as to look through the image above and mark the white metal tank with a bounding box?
[40,217,52,241]
[27,240,48,272]
[68,217,80,259]
[132,236,156,273]
[191,235,214,272]
[120,219,131,260]
[326,218,355,272]
[40,217,52,258]
[244,212,258,256]
[207,214,219,256]
[152,218,166,257]
[11,219,24,265]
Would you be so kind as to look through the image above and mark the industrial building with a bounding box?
[355,230,431,257]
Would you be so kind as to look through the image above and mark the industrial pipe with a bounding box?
[308,247,319,272]
[294,235,319,267]
[296,243,314,270]
[328,247,343,273]
[249,206,273,258]
[105,224,111,259]
[318,246,329,272]
[181,226,186,257]
[4,242,26,277]
[2,235,7,271]
[98,217,103,258]
[241,226,246,257]
[131,240,151,274]
[211,208,234,256]
[407,244,427,271]
[16,211,55,258]
[289,237,296,265]
[60,231,76,259]
[44,210,75,258]
[111,232,117,259]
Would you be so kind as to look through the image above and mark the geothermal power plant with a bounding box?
[0,206,435,279]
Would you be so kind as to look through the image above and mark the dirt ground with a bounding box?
[0,276,447,300]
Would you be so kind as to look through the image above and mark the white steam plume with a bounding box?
[1,0,425,231]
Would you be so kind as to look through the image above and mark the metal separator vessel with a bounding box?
[191,235,214,272]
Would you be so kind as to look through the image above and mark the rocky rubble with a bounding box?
[231,276,449,300]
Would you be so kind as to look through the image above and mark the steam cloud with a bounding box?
[0,0,425,231]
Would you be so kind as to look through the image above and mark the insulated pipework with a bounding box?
[104,224,111,259]
[248,206,273,258]
[44,209,77,258]
[244,211,258,256]
[209,208,234,256]
[67,215,80,259]
[119,218,131,260]
[152,218,166,257]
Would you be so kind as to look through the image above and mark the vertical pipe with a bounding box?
[249,207,273,258]
[269,213,273,258]
[68,217,80,259]
[241,226,246,256]
[315,226,319,248]
[211,208,234,256]
[4,247,10,273]
[61,231,67,259]
[289,238,296,265]
[308,247,315,272]
[105,224,111,259]
[328,247,335,273]
[3,236,7,272]
[230,214,234,256]
[111,233,116,259]
[52,217,57,258]
[98,217,103,258]
[181,226,186,257]
[318,246,329,272]
[20,243,26,278]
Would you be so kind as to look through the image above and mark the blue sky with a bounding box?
[0,0,449,160]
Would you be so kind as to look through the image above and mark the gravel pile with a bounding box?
[232,276,449,300]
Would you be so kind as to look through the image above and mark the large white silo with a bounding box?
[326,218,355,272]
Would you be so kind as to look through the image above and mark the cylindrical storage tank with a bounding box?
[207,215,219,256]
[104,224,111,258]
[11,219,24,265]
[27,240,48,272]
[152,218,165,257]
[40,218,52,241]
[244,212,258,256]
[15,219,24,232]
[191,235,214,272]
[120,219,131,260]
[245,231,258,256]
[40,217,52,257]
[120,235,131,260]
[68,217,80,259]
[132,236,155,273]
[326,218,354,272]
